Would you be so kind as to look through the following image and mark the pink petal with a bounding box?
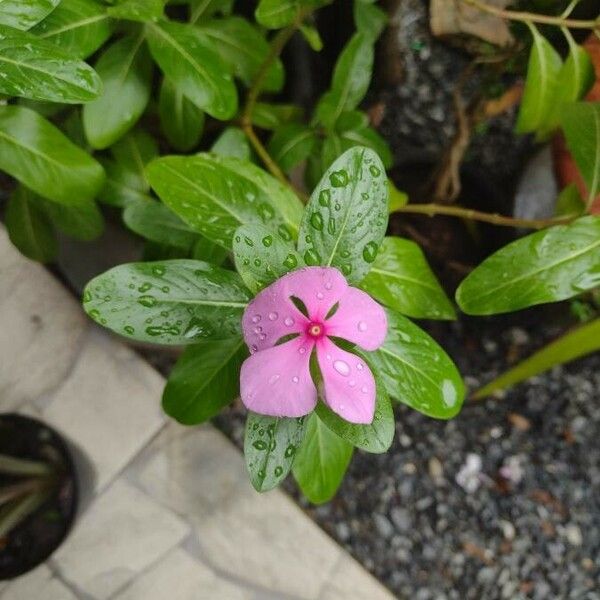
[326,287,387,351]
[240,336,317,418]
[316,338,376,424]
[242,267,347,352]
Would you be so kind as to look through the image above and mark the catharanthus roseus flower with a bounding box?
[240,267,387,424]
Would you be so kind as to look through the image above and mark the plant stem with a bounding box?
[240,12,309,186]
[391,203,573,229]
[461,0,599,29]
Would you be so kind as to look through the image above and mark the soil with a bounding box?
[0,414,78,580]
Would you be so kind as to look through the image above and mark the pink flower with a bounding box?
[240,267,388,424]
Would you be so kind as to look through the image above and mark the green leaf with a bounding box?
[474,318,600,399]
[97,158,152,207]
[83,34,152,149]
[255,0,297,29]
[0,105,104,205]
[561,102,600,208]
[297,146,388,284]
[233,223,303,293]
[251,102,303,130]
[388,178,408,211]
[336,111,392,168]
[146,154,304,249]
[110,128,158,183]
[107,0,164,21]
[146,20,237,120]
[354,0,387,40]
[0,0,59,30]
[456,216,600,315]
[315,369,394,453]
[200,17,284,92]
[191,235,228,265]
[123,198,197,249]
[40,197,104,241]
[292,413,353,504]
[210,126,250,160]
[162,337,246,424]
[83,259,251,344]
[268,123,318,173]
[188,0,235,23]
[0,25,102,103]
[5,186,57,262]
[31,0,112,59]
[299,23,322,51]
[158,77,204,152]
[556,183,585,217]
[315,33,374,128]
[369,309,465,419]
[360,237,455,320]
[245,413,308,492]
[515,25,562,135]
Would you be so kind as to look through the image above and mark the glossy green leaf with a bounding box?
[255,0,297,29]
[97,158,152,207]
[0,25,102,103]
[162,337,246,424]
[360,237,455,319]
[515,25,562,135]
[315,370,394,453]
[251,102,303,130]
[5,186,57,262]
[336,111,392,168]
[0,105,104,205]
[200,17,284,92]
[210,126,250,160]
[369,309,465,419]
[110,128,158,183]
[561,102,600,208]
[233,223,303,293]
[556,183,585,217]
[31,0,112,59]
[191,235,228,265]
[146,154,304,249]
[146,20,237,120]
[158,77,204,152]
[354,0,386,40]
[456,216,600,315]
[107,0,164,21]
[123,198,197,249]
[83,34,152,149]
[474,318,600,399]
[268,123,317,173]
[245,413,308,492]
[299,23,322,51]
[0,0,59,30]
[292,413,353,504]
[40,197,104,241]
[297,146,388,284]
[188,0,235,23]
[83,259,251,344]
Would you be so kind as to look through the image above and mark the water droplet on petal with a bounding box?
[298,347,306,354]
[333,360,350,376]
[254,326,263,333]
[361,386,368,393]
[269,374,280,384]
[284,316,295,326]
[348,379,356,387]
[356,362,364,370]
[358,321,368,332]
[252,315,261,323]
[268,312,278,321]
[316,292,324,300]
[292,376,299,383]
[324,281,332,290]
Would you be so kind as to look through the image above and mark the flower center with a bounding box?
[307,322,324,338]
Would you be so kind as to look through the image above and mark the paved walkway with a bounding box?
[0,227,393,600]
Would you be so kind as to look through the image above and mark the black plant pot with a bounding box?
[0,413,78,580]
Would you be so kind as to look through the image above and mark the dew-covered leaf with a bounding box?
[106,0,164,21]
[0,0,60,31]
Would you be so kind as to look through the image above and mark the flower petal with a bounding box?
[326,287,387,350]
[316,338,376,424]
[240,337,317,418]
[242,266,347,352]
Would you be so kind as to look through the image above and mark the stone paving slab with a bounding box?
[0,227,394,600]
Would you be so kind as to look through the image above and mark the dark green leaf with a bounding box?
[97,157,151,207]
[297,146,388,284]
[0,25,102,103]
[245,413,308,492]
[0,0,59,30]
[360,236,455,319]
[233,223,303,293]
[0,105,104,205]
[107,0,164,21]
[83,34,152,149]
[40,196,104,241]
[255,0,297,29]
[83,259,251,344]
[158,77,204,152]
[110,128,158,184]
[191,235,228,265]
[369,309,465,419]
[456,216,600,315]
[5,186,57,262]
[354,0,386,40]
[556,183,585,217]
[251,102,303,130]
[200,17,284,91]
[146,20,237,120]
[292,413,353,504]
[146,154,304,249]
[210,126,250,160]
[162,337,246,424]
[336,111,392,168]
[31,0,112,59]
[268,123,318,172]
[188,0,235,23]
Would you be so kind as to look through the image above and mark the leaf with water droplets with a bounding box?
[292,413,353,504]
[83,259,252,345]
[360,237,455,319]
[368,309,465,419]
[233,223,303,293]
[298,146,388,284]
[163,337,246,424]
[456,216,600,315]
[244,413,308,492]
[0,0,60,31]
